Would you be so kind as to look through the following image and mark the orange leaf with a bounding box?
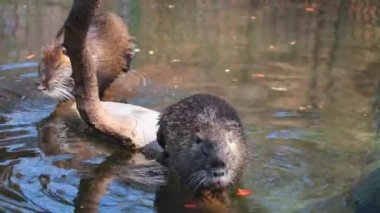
[305,7,315,12]
[236,188,252,196]
[184,202,198,209]
[252,73,265,78]
[26,54,35,59]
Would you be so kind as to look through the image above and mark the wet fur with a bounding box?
[157,94,247,194]
[38,12,134,101]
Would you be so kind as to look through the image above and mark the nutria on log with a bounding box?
[157,94,247,194]
[36,12,134,101]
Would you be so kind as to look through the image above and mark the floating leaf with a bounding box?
[271,86,288,91]
[252,73,265,78]
[184,202,198,209]
[299,106,307,111]
[26,54,35,59]
[305,7,315,12]
[236,188,252,196]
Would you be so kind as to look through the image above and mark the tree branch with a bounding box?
[63,0,142,149]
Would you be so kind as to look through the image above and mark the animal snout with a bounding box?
[210,158,227,177]
[36,81,47,91]
[212,169,226,177]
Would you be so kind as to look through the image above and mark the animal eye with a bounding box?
[61,47,67,55]
[196,137,202,144]
[54,63,62,70]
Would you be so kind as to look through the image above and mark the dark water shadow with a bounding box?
[346,167,380,213]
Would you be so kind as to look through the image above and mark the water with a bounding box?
[0,0,380,212]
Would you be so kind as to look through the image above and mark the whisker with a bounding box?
[186,170,207,193]
[186,171,203,184]
[189,175,203,187]
[193,176,207,193]
[55,86,74,100]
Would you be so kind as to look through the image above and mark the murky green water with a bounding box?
[1,0,380,212]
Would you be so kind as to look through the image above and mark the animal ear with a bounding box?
[61,46,67,55]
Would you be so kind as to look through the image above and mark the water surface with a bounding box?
[0,0,380,212]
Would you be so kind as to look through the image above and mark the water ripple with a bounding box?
[0,62,39,72]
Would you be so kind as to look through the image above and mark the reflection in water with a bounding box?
[73,151,166,212]
[0,62,38,72]
[0,0,380,212]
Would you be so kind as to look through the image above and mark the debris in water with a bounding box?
[26,54,35,59]
[184,202,198,209]
[168,4,175,9]
[225,69,230,73]
[290,41,297,45]
[252,73,265,78]
[134,48,141,53]
[269,45,275,49]
[271,86,288,91]
[299,106,307,111]
[305,6,316,12]
[171,59,181,62]
[236,188,252,196]
[250,16,256,20]
[148,50,155,55]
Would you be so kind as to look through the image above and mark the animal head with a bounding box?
[174,108,246,194]
[36,42,74,101]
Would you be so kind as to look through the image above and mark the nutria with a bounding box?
[36,12,134,101]
[157,94,247,194]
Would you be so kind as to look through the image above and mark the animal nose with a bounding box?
[36,82,47,91]
[210,159,226,177]
[212,169,225,177]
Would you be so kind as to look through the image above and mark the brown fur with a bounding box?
[88,12,134,94]
[37,12,134,101]
[41,41,68,64]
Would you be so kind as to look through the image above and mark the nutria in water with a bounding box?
[157,94,247,194]
[36,12,134,101]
